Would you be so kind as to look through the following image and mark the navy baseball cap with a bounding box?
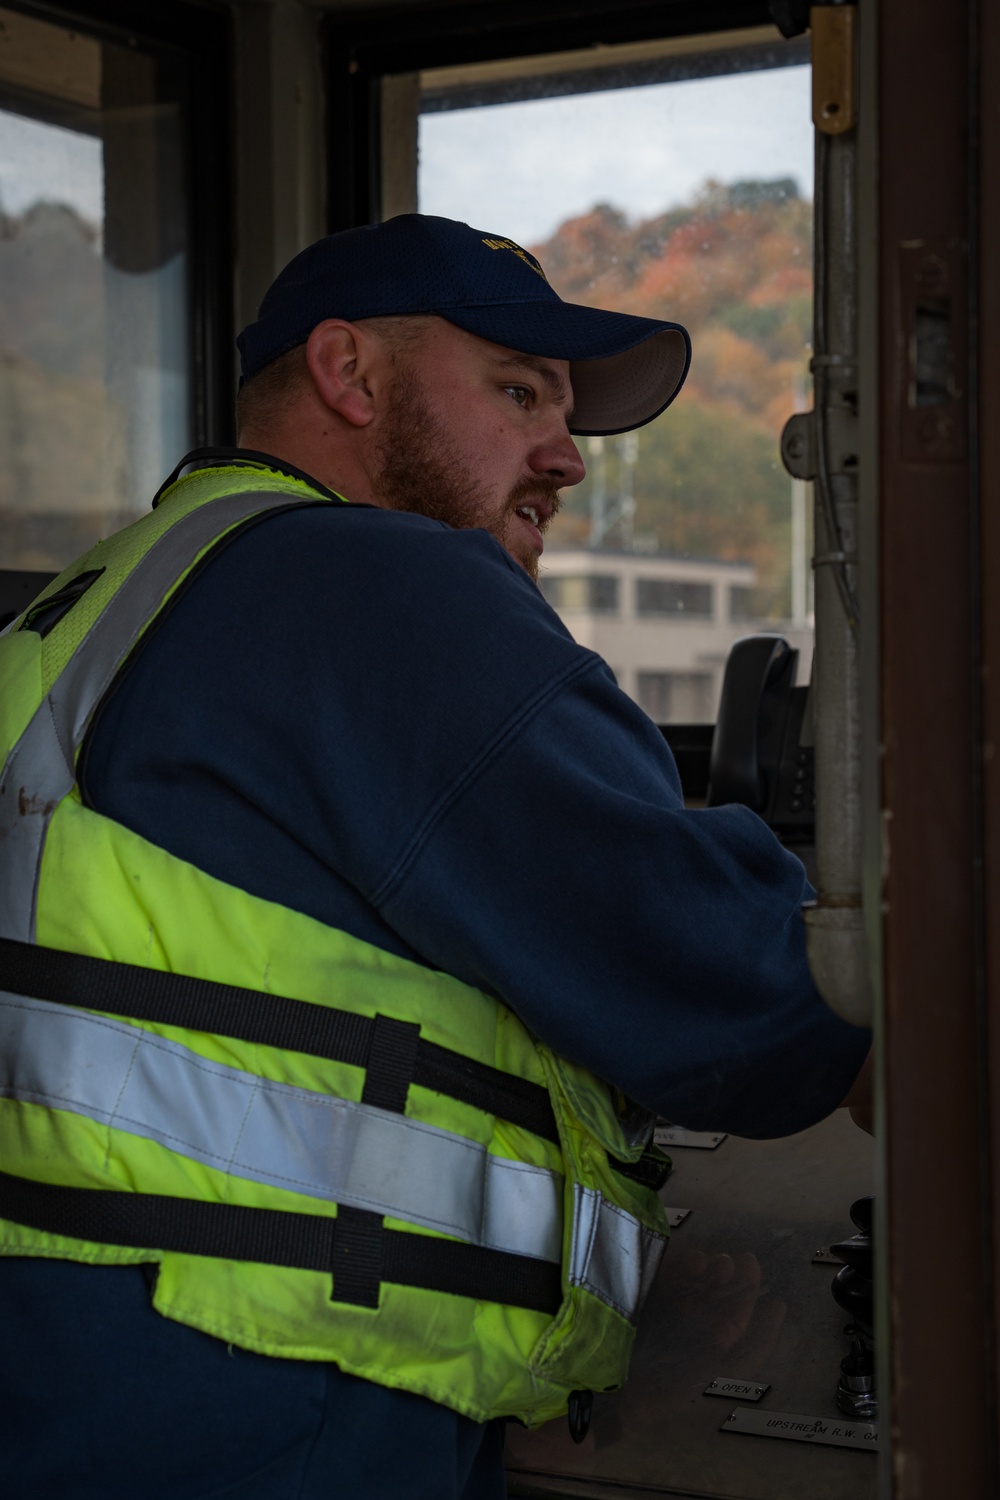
[237,214,691,437]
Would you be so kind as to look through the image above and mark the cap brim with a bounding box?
[441,301,691,436]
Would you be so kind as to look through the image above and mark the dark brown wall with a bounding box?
[879,0,997,1491]
[981,0,1000,1480]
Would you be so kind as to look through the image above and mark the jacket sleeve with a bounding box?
[82,507,869,1139]
[374,646,869,1139]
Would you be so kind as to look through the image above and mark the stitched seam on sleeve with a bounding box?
[371,653,602,907]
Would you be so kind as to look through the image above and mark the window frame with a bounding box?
[0,0,235,447]
[321,0,777,232]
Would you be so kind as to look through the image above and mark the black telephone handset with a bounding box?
[707,633,815,844]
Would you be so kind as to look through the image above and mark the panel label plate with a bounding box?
[704,1377,769,1402]
[721,1407,879,1451]
[654,1125,727,1149]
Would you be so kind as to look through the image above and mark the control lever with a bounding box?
[830,1195,876,1420]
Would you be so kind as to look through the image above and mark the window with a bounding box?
[636,578,714,619]
[0,4,229,575]
[416,29,814,721]
[637,670,713,724]
[539,573,619,613]
[730,583,757,620]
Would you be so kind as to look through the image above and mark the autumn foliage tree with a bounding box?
[533,178,813,616]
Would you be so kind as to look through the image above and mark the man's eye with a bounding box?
[504,385,531,407]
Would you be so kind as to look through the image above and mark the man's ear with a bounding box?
[306,320,382,428]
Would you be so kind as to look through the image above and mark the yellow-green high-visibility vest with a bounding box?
[0,461,669,1427]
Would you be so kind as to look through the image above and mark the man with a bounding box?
[0,215,869,1499]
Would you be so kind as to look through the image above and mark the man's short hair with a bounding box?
[234,315,429,437]
[235,345,308,436]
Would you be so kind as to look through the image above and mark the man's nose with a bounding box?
[529,426,587,488]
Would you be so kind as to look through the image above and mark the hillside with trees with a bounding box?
[530,178,813,616]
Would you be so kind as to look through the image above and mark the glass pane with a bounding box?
[637,668,714,721]
[0,6,191,572]
[538,573,619,613]
[636,578,714,618]
[418,41,815,721]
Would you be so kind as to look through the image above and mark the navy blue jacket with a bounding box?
[4,474,871,1499]
[83,486,869,1135]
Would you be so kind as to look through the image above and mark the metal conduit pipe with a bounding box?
[805,108,872,1026]
[782,20,872,1027]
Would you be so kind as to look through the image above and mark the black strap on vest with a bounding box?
[607,1144,673,1193]
[19,568,106,639]
[0,1172,563,1315]
[0,937,558,1144]
[150,448,346,509]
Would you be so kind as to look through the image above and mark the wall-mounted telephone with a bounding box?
[707,634,814,844]
[660,633,814,847]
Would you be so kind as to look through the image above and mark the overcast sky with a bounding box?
[0,108,102,222]
[419,64,813,247]
[0,61,812,251]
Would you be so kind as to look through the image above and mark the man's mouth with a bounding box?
[511,487,561,561]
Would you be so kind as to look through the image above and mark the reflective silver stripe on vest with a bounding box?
[569,1184,667,1324]
[0,489,317,946]
[0,992,564,1264]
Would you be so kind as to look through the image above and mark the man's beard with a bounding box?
[373,371,560,581]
